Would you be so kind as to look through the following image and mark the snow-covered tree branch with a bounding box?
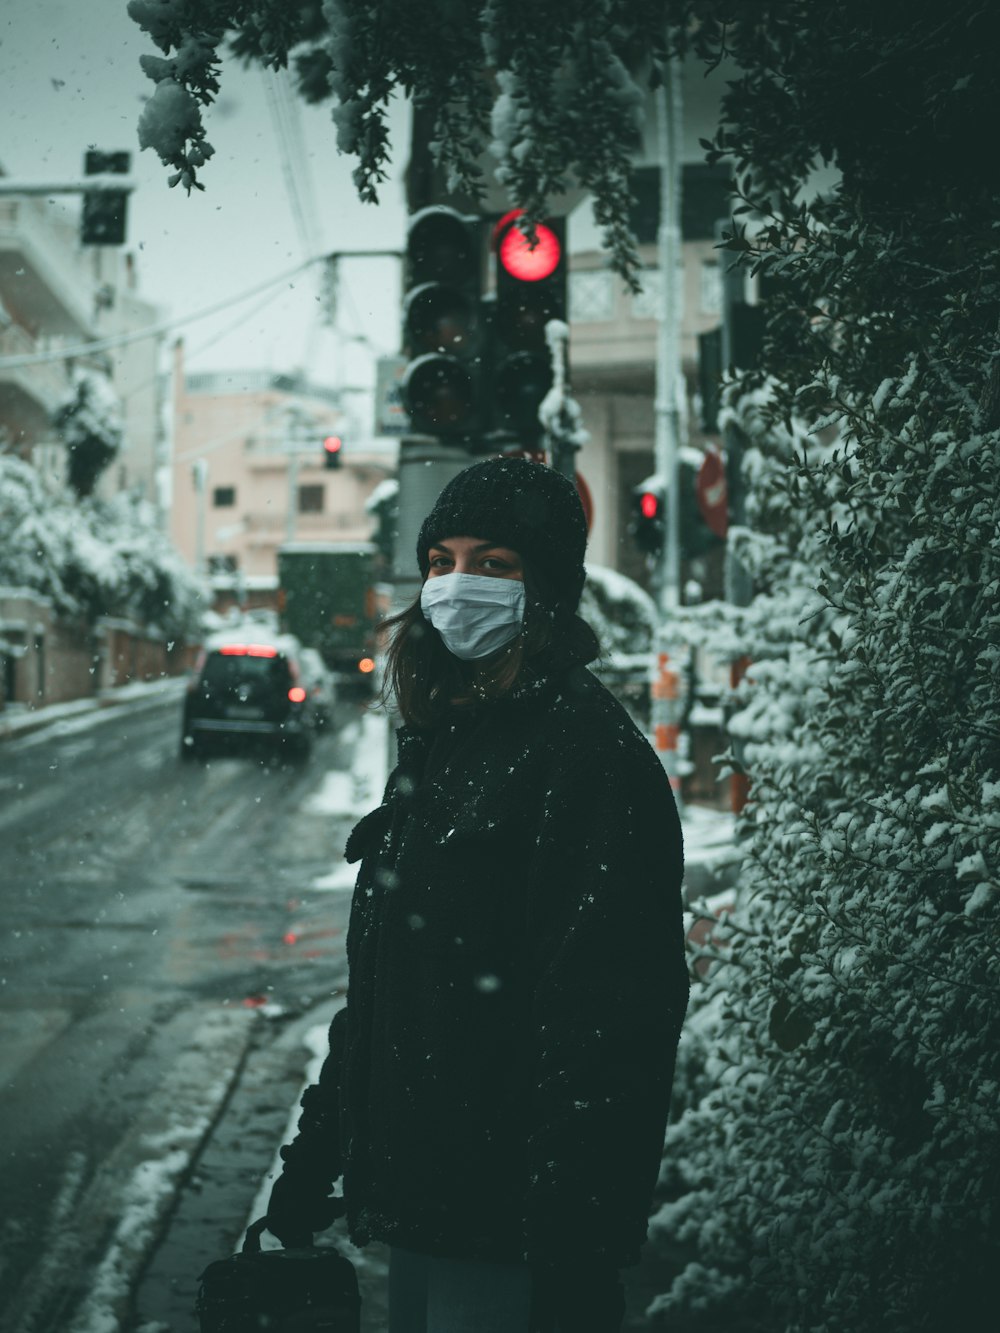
[127,0,673,285]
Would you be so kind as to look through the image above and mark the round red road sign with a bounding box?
[696,447,728,539]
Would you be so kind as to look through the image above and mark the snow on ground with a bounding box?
[305,709,389,820]
[681,801,737,862]
[66,1006,257,1333]
[312,862,359,892]
[308,708,389,891]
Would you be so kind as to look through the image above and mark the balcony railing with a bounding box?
[0,197,94,337]
[0,321,69,415]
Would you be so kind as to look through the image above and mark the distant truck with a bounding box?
[277,542,380,689]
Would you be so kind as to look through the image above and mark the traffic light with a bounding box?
[81,150,129,246]
[698,304,765,432]
[400,206,483,442]
[631,483,665,556]
[630,464,727,560]
[323,435,343,469]
[486,210,567,447]
[697,327,723,433]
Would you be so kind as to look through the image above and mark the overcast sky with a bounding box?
[1,0,409,413]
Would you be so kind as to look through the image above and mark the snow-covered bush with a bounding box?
[651,5,1000,1326]
[581,563,657,657]
[52,367,123,498]
[0,457,205,639]
[0,456,75,607]
[657,376,999,1330]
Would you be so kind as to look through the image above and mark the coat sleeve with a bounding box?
[278,1005,348,1182]
[522,740,688,1267]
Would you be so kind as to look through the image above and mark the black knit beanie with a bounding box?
[416,457,588,611]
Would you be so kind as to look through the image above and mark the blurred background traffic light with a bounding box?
[631,456,727,562]
[631,483,665,556]
[80,149,130,246]
[323,435,343,468]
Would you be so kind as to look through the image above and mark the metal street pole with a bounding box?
[192,458,208,576]
[286,451,300,544]
[655,64,683,619]
[651,57,686,810]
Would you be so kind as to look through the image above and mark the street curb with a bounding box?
[0,677,186,744]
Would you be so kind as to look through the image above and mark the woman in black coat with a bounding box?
[266,457,688,1332]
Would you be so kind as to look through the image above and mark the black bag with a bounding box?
[196,1217,361,1333]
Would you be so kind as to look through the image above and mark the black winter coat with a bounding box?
[292,663,687,1268]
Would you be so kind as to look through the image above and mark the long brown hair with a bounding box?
[380,565,600,729]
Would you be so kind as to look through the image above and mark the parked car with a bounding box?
[180,631,316,761]
[299,647,337,729]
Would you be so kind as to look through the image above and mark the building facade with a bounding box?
[0,176,169,710]
[0,184,163,498]
[169,342,394,609]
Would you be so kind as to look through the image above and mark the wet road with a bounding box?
[0,688,378,1331]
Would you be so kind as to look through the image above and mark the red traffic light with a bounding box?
[323,436,342,456]
[495,210,562,282]
[640,491,661,520]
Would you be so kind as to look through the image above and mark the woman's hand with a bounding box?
[264,1167,346,1249]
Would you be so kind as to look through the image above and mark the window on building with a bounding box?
[213,486,236,507]
[700,260,722,316]
[298,484,324,514]
[630,268,662,320]
[569,269,614,321]
[208,554,238,575]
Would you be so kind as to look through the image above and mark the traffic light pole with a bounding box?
[651,57,687,809]
[543,320,578,482]
[655,71,683,623]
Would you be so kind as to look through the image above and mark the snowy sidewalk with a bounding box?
[0,674,186,744]
[679,800,740,902]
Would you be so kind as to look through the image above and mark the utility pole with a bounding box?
[655,64,684,621]
[650,57,687,810]
[192,458,208,576]
[717,218,756,609]
[286,449,301,544]
[715,220,762,813]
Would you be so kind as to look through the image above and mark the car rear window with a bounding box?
[201,652,293,690]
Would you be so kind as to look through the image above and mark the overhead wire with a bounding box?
[115,280,292,405]
[262,66,331,385]
[0,255,320,371]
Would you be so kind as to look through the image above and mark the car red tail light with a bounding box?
[218,643,279,657]
[288,686,307,703]
[358,657,376,675]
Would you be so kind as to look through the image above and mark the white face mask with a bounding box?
[419,573,526,661]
